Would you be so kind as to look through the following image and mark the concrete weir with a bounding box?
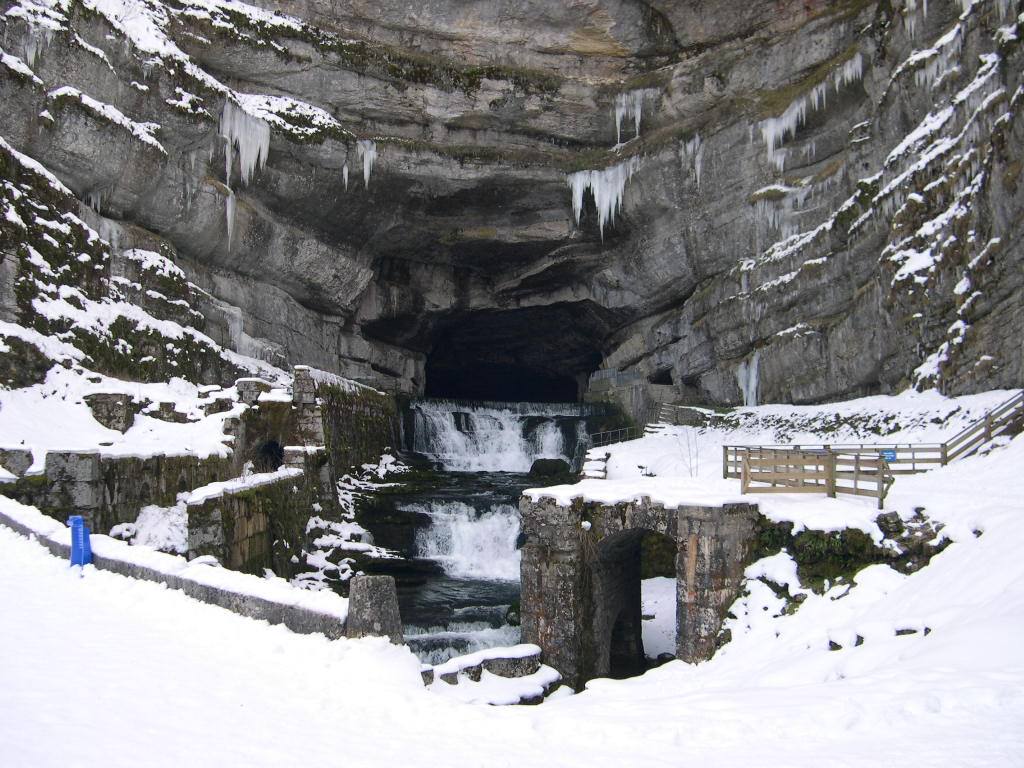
[519,495,760,689]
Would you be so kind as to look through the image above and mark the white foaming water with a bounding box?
[405,623,521,665]
[410,400,589,472]
[411,501,521,581]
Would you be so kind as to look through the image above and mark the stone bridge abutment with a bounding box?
[519,495,760,689]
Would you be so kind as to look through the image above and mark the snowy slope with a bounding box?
[2,416,1023,766]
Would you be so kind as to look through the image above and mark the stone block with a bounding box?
[345,575,404,644]
[236,377,272,406]
[482,651,542,678]
[0,448,33,477]
[292,365,317,405]
[45,451,101,483]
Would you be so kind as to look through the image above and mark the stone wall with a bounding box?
[4,451,232,535]
[320,385,400,472]
[519,494,760,689]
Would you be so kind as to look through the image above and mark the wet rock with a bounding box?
[529,458,571,478]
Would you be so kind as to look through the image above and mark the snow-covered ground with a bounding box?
[641,576,676,658]
[2,390,1023,766]
[528,388,1017,540]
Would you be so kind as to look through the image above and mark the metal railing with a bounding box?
[589,426,643,448]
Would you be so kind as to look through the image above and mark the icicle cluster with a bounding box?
[758,53,864,171]
[680,135,705,189]
[613,88,661,144]
[342,162,349,191]
[221,100,270,186]
[904,0,928,37]
[567,157,640,239]
[614,90,643,144]
[357,139,376,188]
[735,350,760,407]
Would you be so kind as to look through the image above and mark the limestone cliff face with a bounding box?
[1,0,1021,406]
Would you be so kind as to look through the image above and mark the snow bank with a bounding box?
[1,432,1023,764]
[0,494,348,624]
[184,467,303,505]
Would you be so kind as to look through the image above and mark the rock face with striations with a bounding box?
[0,0,1020,409]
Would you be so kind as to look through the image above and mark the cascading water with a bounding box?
[394,399,597,665]
[410,500,521,581]
[409,399,591,472]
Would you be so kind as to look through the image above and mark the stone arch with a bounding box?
[254,440,284,473]
[519,496,760,689]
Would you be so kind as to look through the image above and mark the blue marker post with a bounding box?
[67,515,93,568]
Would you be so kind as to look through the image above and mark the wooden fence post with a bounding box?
[723,446,728,479]
[825,450,836,498]
[741,456,749,493]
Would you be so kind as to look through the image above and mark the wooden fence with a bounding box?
[723,389,1022,507]
[737,448,895,509]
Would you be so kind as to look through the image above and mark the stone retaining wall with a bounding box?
[0,504,346,639]
[5,452,233,536]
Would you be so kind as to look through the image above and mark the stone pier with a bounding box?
[519,495,760,689]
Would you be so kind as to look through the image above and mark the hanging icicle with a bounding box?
[220,100,270,187]
[566,157,640,239]
[357,139,377,188]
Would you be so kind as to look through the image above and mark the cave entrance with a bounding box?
[254,440,284,473]
[423,304,610,403]
[596,528,678,679]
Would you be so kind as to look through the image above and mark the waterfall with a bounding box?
[408,399,593,472]
[411,501,521,581]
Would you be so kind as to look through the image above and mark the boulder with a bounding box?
[529,458,571,478]
[84,393,140,433]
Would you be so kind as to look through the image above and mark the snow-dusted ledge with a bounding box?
[0,495,348,636]
[424,644,563,705]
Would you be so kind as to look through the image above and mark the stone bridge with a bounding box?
[519,495,760,689]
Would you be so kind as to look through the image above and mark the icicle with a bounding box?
[612,88,659,144]
[680,135,705,189]
[86,190,102,213]
[220,101,270,187]
[357,140,376,188]
[757,52,863,171]
[566,157,640,239]
[342,162,349,191]
[735,350,760,406]
[225,190,236,250]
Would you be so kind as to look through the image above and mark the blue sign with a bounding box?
[879,449,897,462]
[67,515,93,566]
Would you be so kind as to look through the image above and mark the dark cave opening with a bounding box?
[420,303,615,403]
[254,440,284,473]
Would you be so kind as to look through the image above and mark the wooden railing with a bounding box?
[738,448,895,509]
[724,442,945,478]
[944,389,1024,461]
[722,389,1022,506]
